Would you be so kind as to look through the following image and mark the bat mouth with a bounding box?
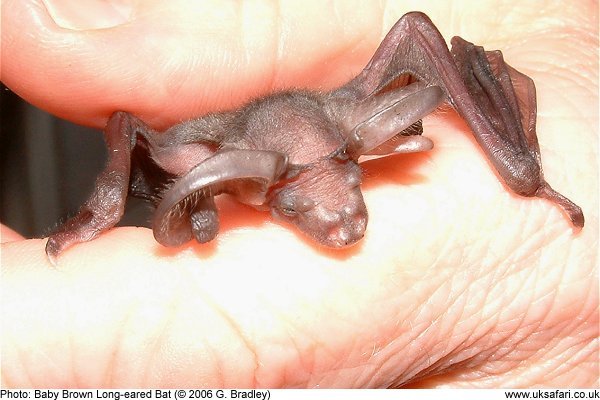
[324,231,364,248]
[301,209,367,248]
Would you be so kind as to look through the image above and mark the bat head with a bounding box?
[269,157,367,248]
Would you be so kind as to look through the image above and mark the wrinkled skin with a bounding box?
[270,158,367,248]
[42,11,582,261]
[1,0,598,389]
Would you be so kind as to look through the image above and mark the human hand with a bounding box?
[1,0,597,388]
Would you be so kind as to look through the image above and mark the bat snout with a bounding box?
[326,222,366,247]
[322,208,367,248]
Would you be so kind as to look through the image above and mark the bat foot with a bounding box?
[44,207,120,264]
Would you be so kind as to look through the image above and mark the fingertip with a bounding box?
[2,0,393,129]
[2,0,118,126]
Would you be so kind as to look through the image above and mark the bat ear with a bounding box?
[340,82,444,159]
[361,132,434,156]
[152,149,288,246]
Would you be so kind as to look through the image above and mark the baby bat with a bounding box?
[45,11,584,263]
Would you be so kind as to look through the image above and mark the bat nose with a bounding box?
[326,211,367,247]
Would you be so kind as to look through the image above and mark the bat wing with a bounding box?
[335,11,583,227]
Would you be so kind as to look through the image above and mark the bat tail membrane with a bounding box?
[450,36,584,228]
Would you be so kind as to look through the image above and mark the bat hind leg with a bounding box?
[45,112,154,263]
[152,194,220,247]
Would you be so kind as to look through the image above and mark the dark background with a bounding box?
[1,84,150,239]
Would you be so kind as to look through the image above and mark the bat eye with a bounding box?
[277,197,298,217]
[332,147,350,161]
[277,196,315,217]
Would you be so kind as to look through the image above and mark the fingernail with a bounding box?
[41,0,133,30]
